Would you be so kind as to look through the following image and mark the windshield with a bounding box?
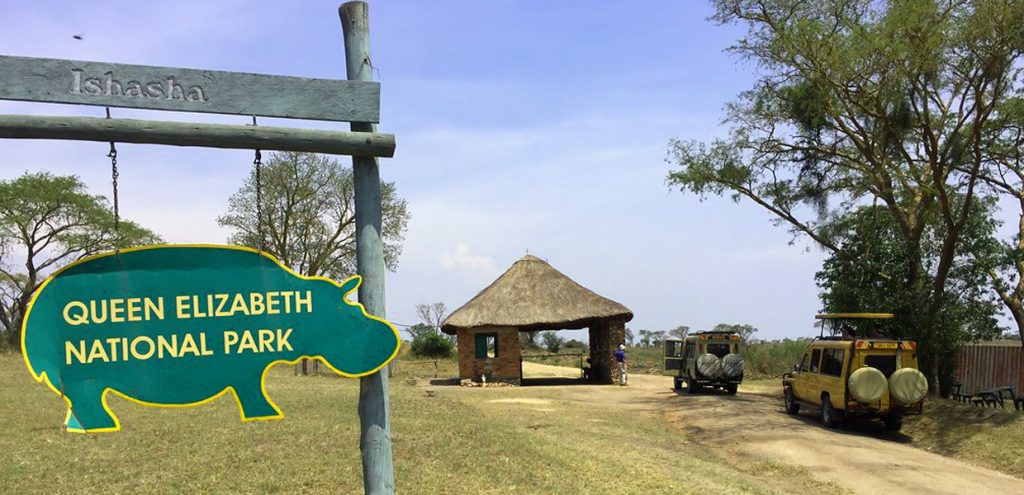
[707,343,731,358]
[864,354,897,377]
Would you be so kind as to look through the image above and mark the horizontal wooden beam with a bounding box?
[0,115,395,157]
[0,55,380,123]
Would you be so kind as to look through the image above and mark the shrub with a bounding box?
[411,332,453,359]
[542,331,564,353]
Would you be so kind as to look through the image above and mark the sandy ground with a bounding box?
[518,362,1024,494]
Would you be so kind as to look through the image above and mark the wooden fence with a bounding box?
[954,341,1024,394]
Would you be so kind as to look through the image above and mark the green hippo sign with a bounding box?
[21,244,400,433]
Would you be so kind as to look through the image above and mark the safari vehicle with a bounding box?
[664,331,744,394]
[782,313,928,432]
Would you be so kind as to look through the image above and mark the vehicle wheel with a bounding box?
[726,384,738,395]
[883,416,903,432]
[686,378,698,394]
[784,387,800,414]
[674,377,682,391]
[821,396,840,428]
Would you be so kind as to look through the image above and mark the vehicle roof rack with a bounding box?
[815,313,894,319]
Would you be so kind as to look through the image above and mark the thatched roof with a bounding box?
[441,255,633,334]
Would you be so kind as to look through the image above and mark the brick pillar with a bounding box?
[589,319,625,384]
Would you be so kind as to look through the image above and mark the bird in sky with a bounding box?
[73,33,84,40]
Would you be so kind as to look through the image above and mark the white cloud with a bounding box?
[438,244,497,275]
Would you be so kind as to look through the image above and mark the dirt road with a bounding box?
[519,362,1024,494]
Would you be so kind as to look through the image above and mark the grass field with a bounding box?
[5,346,1024,493]
[0,352,790,494]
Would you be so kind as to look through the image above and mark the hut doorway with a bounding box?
[519,332,588,384]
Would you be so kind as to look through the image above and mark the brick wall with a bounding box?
[456,326,522,382]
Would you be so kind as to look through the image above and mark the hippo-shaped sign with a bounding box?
[21,244,400,433]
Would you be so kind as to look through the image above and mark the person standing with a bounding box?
[614,344,627,386]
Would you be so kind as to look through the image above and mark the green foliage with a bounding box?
[563,338,588,352]
[668,0,1024,392]
[541,331,564,353]
[0,172,160,349]
[218,152,410,279]
[406,323,436,340]
[743,339,813,378]
[410,332,452,360]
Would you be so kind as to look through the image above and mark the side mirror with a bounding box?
[793,363,801,372]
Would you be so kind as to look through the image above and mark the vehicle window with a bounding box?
[864,354,897,377]
[665,340,682,358]
[809,349,821,373]
[799,353,810,371]
[821,349,845,376]
[707,343,730,358]
[684,343,694,359]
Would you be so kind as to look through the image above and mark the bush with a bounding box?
[411,332,453,359]
[742,338,811,377]
[541,331,564,353]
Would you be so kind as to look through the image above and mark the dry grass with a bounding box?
[903,397,1024,478]
[0,352,787,494]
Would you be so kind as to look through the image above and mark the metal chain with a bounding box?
[106,108,120,237]
[252,116,264,252]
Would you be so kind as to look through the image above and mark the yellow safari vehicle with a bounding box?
[782,313,928,432]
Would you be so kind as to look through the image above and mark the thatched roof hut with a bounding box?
[443,255,633,385]
[442,255,632,333]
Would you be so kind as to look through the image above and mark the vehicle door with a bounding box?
[663,339,683,375]
[683,341,696,377]
[818,347,847,408]
[793,348,822,404]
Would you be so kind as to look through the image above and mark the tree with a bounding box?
[406,323,436,340]
[669,325,690,339]
[637,329,651,347]
[410,332,453,378]
[667,1,1023,390]
[218,152,409,281]
[649,330,668,348]
[624,327,635,346]
[712,323,759,350]
[968,94,1024,350]
[0,172,160,349]
[416,302,450,342]
[816,203,1002,393]
[520,330,540,349]
[541,331,564,354]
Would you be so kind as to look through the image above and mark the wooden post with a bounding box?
[340,2,395,494]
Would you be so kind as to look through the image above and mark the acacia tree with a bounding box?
[968,95,1024,349]
[218,152,409,281]
[0,172,160,349]
[667,0,1023,389]
[712,323,759,349]
[669,325,690,339]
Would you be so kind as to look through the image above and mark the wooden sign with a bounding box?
[0,55,380,123]
[22,245,400,433]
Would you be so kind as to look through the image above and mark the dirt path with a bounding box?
[519,362,1024,494]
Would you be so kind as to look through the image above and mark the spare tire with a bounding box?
[722,353,744,379]
[848,366,887,403]
[889,368,928,405]
[697,354,722,379]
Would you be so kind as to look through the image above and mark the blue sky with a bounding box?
[0,0,942,340]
